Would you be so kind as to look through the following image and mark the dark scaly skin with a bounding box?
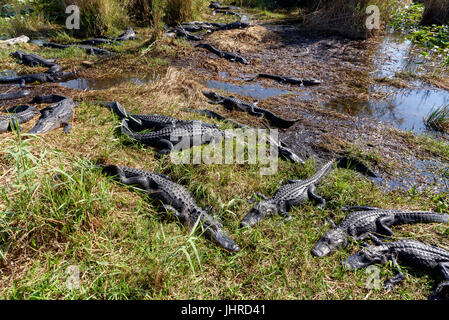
[42,42,114,56]
[312,208,449,257]
[115,27,136,41]
[0,89,31,101]
[101,100,215,131]
[215,21,250,31]
[0,70,75,86]
[173,27,202,41]
[343,238,449,300]
[183,108,305,164]
[195,43,249,64]
[102,164,241,252]
[247,74,321,86]
[11,51,58,68]
[77,38,117,46]
[120,118,226,154]
[0,105,38,133]
[28,96,75,134]
[241,159,337,227]
[202,91,298,128]
[209,1,239,10]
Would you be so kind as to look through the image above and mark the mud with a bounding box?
[172,19,449,192]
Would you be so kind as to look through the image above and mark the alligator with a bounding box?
[311,207,449,257]
[115,27,136,41]
[209,1,239,10]
[0,89,31,101]
[120,118,227,154]
[77,38,117,46]
[202,91,298,128]
[215,21,250,31]
[0,69,76,86]
[11,51,58,68]
[196,43,249,64]
[172,27,202,41]
[181,21,225,32]
[100,100,204,131]
[30,94,69,104]
[240,158,376,227]
[28,95,75,134]
[0,105,37,133]
[213,9,242,18]
[246,74,321,86]
[42,42,114,56]
[343,237,449,300]
[102,164,241,252]
[183,108,305,164]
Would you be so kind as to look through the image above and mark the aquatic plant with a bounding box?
[424,105,449,133]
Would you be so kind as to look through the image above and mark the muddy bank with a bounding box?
[172,22,449,192]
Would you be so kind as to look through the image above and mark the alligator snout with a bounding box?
[311,243,332,257]
[211,230,241,252]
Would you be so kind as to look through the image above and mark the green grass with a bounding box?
[424,105,449,133]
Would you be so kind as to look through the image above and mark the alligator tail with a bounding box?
[336,156,377,178]
[396,212,449,225]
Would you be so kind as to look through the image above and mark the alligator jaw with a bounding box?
[211,230,241,252]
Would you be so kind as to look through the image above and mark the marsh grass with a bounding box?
[0,1,448,300]
[424,105,449,133]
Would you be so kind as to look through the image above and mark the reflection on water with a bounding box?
[327,32,449,134]
[206,79,313,101]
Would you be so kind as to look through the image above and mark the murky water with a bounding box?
[329,33,449,134]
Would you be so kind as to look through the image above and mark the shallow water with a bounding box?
[329,33,449,134]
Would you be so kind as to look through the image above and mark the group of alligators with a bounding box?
[1,0,449,300]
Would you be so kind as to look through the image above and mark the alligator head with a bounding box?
[311,228,348,257]
[302,79,321,86]
[202,90,222,102]
[11,51,25,60]
[342,246,388,270]
[208,227,241,252]
[240,200,278,228]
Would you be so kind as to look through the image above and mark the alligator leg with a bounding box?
[307,185,326,208]
[375,216,395,237]
[430,263,449,300]
[62,122,72,134]
[277,200,292,224]
[384,255,406,291]
[162,204,188,223]
[247,192,269,203]
[156,139,174,155]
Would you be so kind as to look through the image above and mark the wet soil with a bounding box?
[171,20,449,192]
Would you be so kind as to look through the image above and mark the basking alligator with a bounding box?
[196,43,249,64]
[343,237,449,300]
[209,1,239,10]
[183,108,305,164]
[28,95,75,134]
[120,118,226,154]
[101,100,201,131]
[246,74,321,86]
[42,42,114,56]
[215,21,250,31]
[11,51,58,68]
[171,27,202,41]
[115,27,136,41]
[77,38,117,46]
[102,164,241,252]
[0,89,31,101]
[240,158,376,227]
[0,105,37,133]
[311,207,449,257]
[203,91,298,128]
[0,69,75,86]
